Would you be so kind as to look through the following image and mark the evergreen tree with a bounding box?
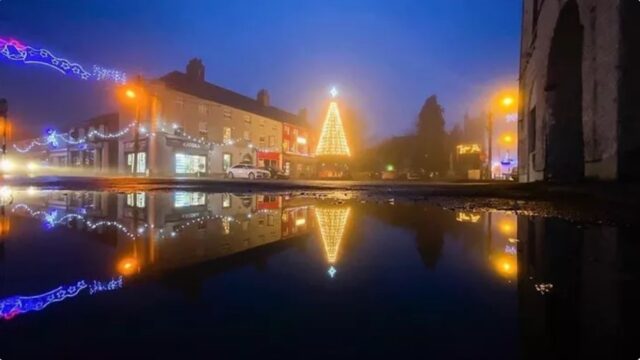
[415,95,447,175]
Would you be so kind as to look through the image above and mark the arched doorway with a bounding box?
[545,1,585,181]
[619,0,640,179]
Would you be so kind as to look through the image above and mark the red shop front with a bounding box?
[256,151,280,169]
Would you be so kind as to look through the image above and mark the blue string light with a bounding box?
[0,37,127,84]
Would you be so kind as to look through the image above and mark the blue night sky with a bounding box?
[0,0,521,141]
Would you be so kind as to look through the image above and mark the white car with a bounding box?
[227,164,270,180]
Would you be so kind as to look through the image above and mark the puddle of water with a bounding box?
[0,188,638,359]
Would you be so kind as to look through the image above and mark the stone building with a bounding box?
[118,59,311,177]
[518,0,639,181]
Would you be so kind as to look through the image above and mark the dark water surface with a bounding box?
[0,188,638,359]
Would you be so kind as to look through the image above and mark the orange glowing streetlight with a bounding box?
[501,96,515,108]
[125,88,137,99]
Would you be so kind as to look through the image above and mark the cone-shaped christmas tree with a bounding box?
[315,88,351,157]
[316,207,351,278]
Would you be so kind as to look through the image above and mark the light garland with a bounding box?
[13,123,136,153]
[12,203,141,239]
[0,36,127,84]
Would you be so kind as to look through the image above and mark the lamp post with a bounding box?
[486,95,516,179]
[0,99,7,160]
[124,76,143,175]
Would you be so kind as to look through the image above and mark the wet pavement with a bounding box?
[0,187,638,359]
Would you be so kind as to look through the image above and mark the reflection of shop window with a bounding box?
[222,217,230,235]
[284,126,290,135]
[223,127,232,143]
[283,140,289,152]
[222,193,231,208]
[126,192,146,208]
[223,153,232,172]
[126,152,147,174]
[267,215,274,226]
[284,161,291,175]
[259,136,265,146]
[175,153,206,174]
[174,192,206,208]
[243,130,250,141]
[268,136,275,147]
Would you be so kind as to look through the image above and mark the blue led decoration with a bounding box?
[88,276,124,295]
[0,281,87,320]
[0,37,127,84]
[0,276,126,320]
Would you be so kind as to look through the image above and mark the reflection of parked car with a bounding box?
[263,167,289,180]
[381,171,397,180]
[227,164,270,179]
[369,171,382,180]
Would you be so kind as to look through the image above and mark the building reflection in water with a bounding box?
[517,216,640,359]
[315,206,351,278]
[3,189,318,318]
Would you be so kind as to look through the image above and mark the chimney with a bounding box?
[186,58,205,82]
[298,108,308,123]
[257,89,270,107]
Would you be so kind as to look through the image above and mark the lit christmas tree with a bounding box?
[316,207,351,278]
[315,87,351,157]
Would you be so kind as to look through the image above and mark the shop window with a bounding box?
[126,152,146,174]
[198,121,208,138]
[259,136,266,146]
[223,127,232,143]
[223,153,232,172]
[175,153,206,174]
[284,161,291,175]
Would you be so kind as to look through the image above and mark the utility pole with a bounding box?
[486,111,493,180]
[0,99,8,160]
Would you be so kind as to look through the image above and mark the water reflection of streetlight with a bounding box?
[117,257,140,277]
[492,253,517,280]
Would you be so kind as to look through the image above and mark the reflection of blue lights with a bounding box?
[88,276,124,295]
[0,281,87,320]
[0,277,125,321]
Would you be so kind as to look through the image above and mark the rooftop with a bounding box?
[159,71,307,127]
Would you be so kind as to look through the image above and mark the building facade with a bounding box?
[12,113,120,173]
[518,0,640,182]
[118,59,313,178]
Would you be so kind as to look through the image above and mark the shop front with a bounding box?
[257,151,280,169]
[123,138,148,175]
[165,136,210,176]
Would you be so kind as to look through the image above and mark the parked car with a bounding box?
[263,167,289,180]
[226,164,271,179]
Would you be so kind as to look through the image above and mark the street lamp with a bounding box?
[486,94,517,179]
[121,76,144,175]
